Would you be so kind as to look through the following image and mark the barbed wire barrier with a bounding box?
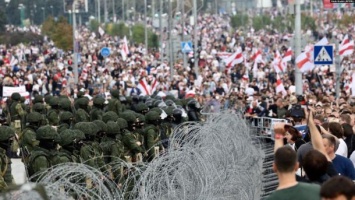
[2,112,266,200]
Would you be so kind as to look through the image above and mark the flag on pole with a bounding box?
[98,26,105,36]
[339,35,354,56]
[276,74,287,97]
[121,36,130,61]
[282,48,293,62]
[137,78,151,96]
[223,48,243,68]
[296,37,328,73]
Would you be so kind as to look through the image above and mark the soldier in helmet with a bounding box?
[161,106,175,149]
[119,113,145,164]
[74,122,105,171]
[19,112,42,154]
[90,96,106,121]
[9,92,26,156]
[100,121,124,182]
[58,111,74,134]
[0,126,16,190]
[144,111,162,161]
[187,99,201,122]
[27,125,60,181]
[59,98,73,113]
[107,89,123,115]
[47,97,60,127]
[32,95,44,104]
[134,113,146,153]
[32,103,48,126]
[74,98,90,123]
[58,129,85,163]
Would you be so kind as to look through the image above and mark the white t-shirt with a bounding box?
[335,139,348,158]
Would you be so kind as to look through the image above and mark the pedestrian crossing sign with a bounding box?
[181,41,193,53]
[314,45,333,65]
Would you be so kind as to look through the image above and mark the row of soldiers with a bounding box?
[0,89,203,192]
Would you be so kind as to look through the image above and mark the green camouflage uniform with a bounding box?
[0,127,16,191]
[58,129,86,163]
[144,111,161,162]
[19,112,42,154]
[47,97,60,126]
[107,89,123,115]
[32,103,48,126]
[102,111,119,123]
[90,97,105,121]
[57,111,74,134]
[9,93,26,154]
[75,98,90,123]
[27,126,60,182]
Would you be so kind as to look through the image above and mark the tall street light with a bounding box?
[50,5,54,17]
[72,1,79,85]
[294,0,302,95]
[18,4,25,27]
[144,0,148,55]
[41,7,45,23]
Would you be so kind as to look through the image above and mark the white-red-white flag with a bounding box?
[121,36,130,61]
[273,50,286,73]
[282,48,293,62]
[276,74,287,97]
[339,35,354,56]
[251,49,262,62]
[150,78,158,94]
[224,48,243,68]
[296,52,314,72]
[98,27,105,36]
[185,89,196,98]
[137,78,151,96]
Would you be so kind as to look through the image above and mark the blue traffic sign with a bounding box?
[314,45,333,65]
[181,41,193,53]
[100,47,111,57]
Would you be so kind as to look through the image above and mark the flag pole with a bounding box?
[294,0,303,95]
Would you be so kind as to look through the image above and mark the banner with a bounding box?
[2,86,27,97]
[323,0,334,9]
[216,52,232,60]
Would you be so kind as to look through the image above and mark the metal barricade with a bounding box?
[246,117,288,138]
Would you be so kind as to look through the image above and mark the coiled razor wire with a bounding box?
[3,112,266,200]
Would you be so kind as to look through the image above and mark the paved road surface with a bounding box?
[11,159,27,185]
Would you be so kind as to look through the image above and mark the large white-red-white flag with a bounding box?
[121,36,130,61]
[339,35,354,56]
[282,48,293,62]
[137,78,151,96]
[275,74,287,97]
[273,50,286,73]
[223,48,243,68]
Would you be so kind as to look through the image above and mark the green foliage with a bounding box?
[0,32,43,45]
[149,33,159,49]
[230,14,249,29]
[338,14,355,28]
[286,14,316,32]
[89,19,100,32]
[252,15,272,31]
[104,22,129,37]
[0,9,6,33]
[41,16,73,51]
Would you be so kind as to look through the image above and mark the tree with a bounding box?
[89,19,99,32]
[42,16,73,51]
[230,14,249,29]
[0,8,6,32]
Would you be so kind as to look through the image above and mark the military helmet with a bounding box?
[93,96,105,106]
[93,120,108,133]
[0,126,15,141]
[165,99,175,107]
[26,112,43,123]
[36,125,58,140]
[58,129,80,146]
[59,111,74,122]
[132,95,139,103]
[106,121,120,135]
[102,111,119,123]
[119,96,127,103]
[77,98,89,107]
[136,103,149,113]
[163,106,174,116]
[11,92,21,101]
[33,103,45,113]
[135,113,145,123]
[154,96,163,101]
[165,95,176,101]
[145,99,154,108]
[116,118,128,130]
[77,91,85,98]
[74,122,99,136]
[49,97,60,107]
[44,95,53,104]
[173,108,183,117]
[174,99,183,106]
[145,111,160,122]
[187,99,201,109]
[110,89,120,98]
[150,107,162,115]
[119,112,136,124]
[139,95,147,103]
[125,96,132,104]
[33,95,44,104]
[59,98,72,111]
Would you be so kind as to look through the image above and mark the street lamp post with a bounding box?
[295,0,302,95]
[72,1,79,85]
[144,0,148,55]
[41,7,45,23]
[193,0,198,75]
[18,4,25,27]
[50,5,54,17]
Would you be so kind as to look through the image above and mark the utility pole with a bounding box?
[159,0,163,59]
[335,42,341,98]
[104,0,108,22]
[112,0,116,22]
[73,1,78,85]
[98,0,101,23]
[122,0,125,21]
[152,0,155,19]
[168,0,174,78]
[295,0,302,95]
[144,0,148,54]
[182,0,187,68]
[193,0,198,75]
